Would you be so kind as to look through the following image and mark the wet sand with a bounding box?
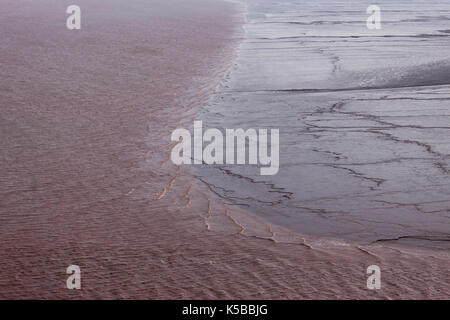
[0,0,449,299]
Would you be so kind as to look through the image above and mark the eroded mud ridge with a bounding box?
[198,0,450,250]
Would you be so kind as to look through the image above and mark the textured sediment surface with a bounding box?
[198,0,450,250]
[0,0,449,299]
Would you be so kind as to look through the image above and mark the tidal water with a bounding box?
[197,0,450,249]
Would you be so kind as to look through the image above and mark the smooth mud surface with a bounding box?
[198,0,450,250]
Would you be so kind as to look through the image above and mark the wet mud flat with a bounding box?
[0,0,449,299]
[197,0,450,249]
